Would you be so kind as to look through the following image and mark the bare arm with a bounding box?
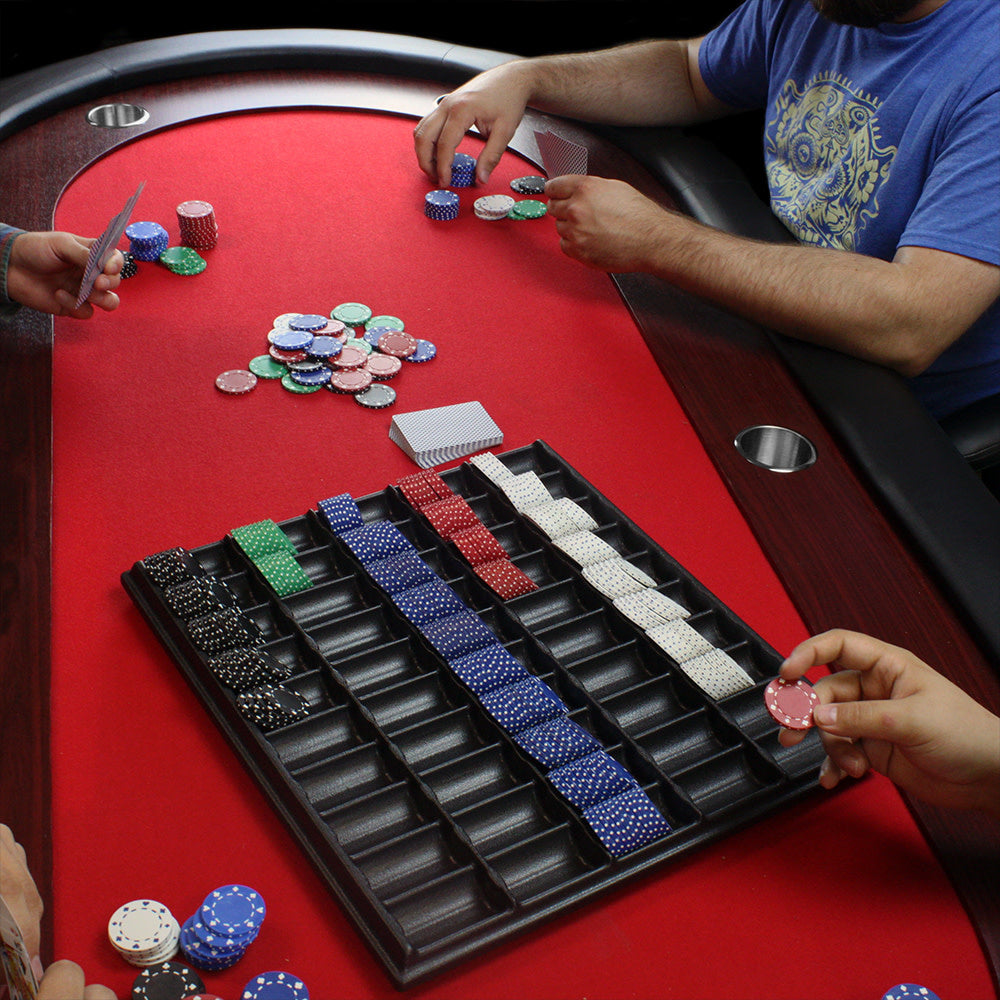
[545,176,1000,375]
[414,38,732,187]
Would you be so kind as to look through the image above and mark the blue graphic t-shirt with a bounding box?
[698,0,1000,419]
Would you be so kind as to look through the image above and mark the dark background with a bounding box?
[0,1,765,193]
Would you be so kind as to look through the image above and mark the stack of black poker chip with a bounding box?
[162,577,236,620]
[142,548,203,589]
[186,606,264,655]
[208,647,292,692]
[235,685,310,731]
[120,250,138,279]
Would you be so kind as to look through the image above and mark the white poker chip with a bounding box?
[107,899,176,955]
[474,194,516,220]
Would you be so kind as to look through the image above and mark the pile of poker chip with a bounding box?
[220,303,436,410]
[179,884,266,972]
[121,199,217,280]
[423,153,550,222]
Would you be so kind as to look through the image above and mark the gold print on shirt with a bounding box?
[766,74,897,251]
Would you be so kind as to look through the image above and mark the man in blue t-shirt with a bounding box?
[415,0,999,420]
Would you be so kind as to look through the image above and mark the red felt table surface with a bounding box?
[49,109,991,999]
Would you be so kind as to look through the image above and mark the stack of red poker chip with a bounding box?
[177,200,218,250]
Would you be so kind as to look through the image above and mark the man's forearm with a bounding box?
[517,39,722,128]
[643,214,988,376]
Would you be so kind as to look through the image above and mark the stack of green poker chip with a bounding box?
[159,245,207,275]
[230,519,313,597]
[508,199,548,220]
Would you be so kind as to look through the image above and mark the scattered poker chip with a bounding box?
[365,314,404,331]
[288,313,328,332]
[329,368,373,394]
[332,344,369,369]
[215,370,257,395]
[289,367,332,387]
[881,987,941,1000]
[511,175,547,195]
[248,355,287,379]
[201,884,266,937]
[272,313,300,329]
[365,353,402,379]
[343,336,373,356]
[280,373,322,394]
[354,383,397,409]
[764,676,819,729]
[130,960,204,1000]
[270,329,314,352]
[304,335,342,359]
[241,971,309,1000]
[508,198,548,220]
[474,194,515,220]
[268,346,308,364]
[424,189,460,221]
[404,339,436,363]
[376,330,417,358]
[331,302,373,327]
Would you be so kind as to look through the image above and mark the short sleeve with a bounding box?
[697,0,777,110]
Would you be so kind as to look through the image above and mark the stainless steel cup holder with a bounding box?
[734,425,817,473]
[86,103,150,128]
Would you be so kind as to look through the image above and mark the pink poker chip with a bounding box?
[764,677,819,730]
[215,369,257,395]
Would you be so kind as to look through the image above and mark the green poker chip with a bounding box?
[364,314,404,331]
[248,355,287,379]
[280,373,322,394]
[331,302,373,326]
[159,245,207,274]
[508,199,548,220]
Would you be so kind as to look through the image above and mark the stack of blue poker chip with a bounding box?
[125,221,169,261]
[178,884,265,971]
[424,189,460,221]
[450,152,476,187]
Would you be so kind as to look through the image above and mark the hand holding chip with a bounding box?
[545,175,679,274]
[778,629,1000,817]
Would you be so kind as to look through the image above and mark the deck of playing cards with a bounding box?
[534,129,588,177]
[74,181,144,308]
[389,401,503,468]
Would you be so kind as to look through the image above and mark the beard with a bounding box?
[810,0,925,26]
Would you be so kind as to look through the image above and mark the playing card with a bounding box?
[74,181,144,307]
[389,401,503,468]
[534,129,588,177]
[0,895,38,1000]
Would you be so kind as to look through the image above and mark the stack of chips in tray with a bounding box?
[179,884,266,971]
[176,200,218,249]
[107,899,180,967]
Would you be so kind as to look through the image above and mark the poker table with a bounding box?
[2,28,1000,1000]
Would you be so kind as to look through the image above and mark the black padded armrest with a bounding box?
[940,394,1000,471]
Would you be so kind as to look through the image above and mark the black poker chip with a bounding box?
[186,606,264,654]
[142,548,203,589]
[510,174,546,194]
[162,577,235,620]
[208,646,292,692]
[120,250,138,278]
[131,960,204,1000]
[236,685,310,731]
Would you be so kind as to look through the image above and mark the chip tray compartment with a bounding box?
[122,440,823,987]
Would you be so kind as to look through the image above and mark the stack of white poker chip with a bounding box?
[107,898,180,966]
[473,194,516,221]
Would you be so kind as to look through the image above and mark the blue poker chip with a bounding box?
[450,152,476,187]
[881,988,942,1000]
[125,221,169,261]
[305,335,342,358]
[289,313,328,332]
[403,338,436,363]
[424,189,460,221]
[270,329,314,352]
[242,970,309,999]
[200,884,266,937]
[362,325,397,348]
[290,367,333,386]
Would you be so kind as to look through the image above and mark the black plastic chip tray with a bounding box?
[122,440,824,988]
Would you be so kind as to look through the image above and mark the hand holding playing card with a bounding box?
[6,232,123,319]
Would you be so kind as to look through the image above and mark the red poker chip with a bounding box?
[269,345,307,363]
[764,677,819,730]
[215,369,257,395]
[366,353,403,379]
[377,330,417,358]
[333,344,369,369]
[330,368,373,393]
